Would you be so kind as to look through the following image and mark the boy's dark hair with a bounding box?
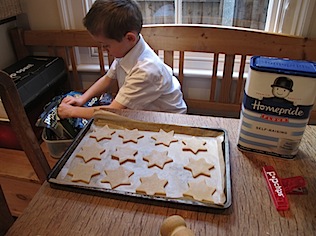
[83,0,143,41]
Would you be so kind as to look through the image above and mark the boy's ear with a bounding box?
[125,32,138,42]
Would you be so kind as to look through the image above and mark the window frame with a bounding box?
[265,0,315,36]
[56,0,315,72]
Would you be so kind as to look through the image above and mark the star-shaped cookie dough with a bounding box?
[151,129,178,147]
[183,180,216,203]
[143,150,173,169]
[89,125,116,141]
[67,163,100,184]
[101,166,134,189]
[182,137,207,154]
[112,147,138,164]
[136,173,168,196]
[184,158,214,177]
[118,129,144,143]
[75,143,105,162]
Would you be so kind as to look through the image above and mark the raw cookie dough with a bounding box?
[75,143,105,162]
[112,146,138,164]
[89,125,116,141]
[183,180,216,203]
[182,137,207,154]
[118,129,144,143]
[68,163,100,184]
[143,150,173,169]
[136,173,168,196]
[184,158,214,177]
[101,166,134,189]
[151,129,178,147]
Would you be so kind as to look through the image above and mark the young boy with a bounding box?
[58,0,187,119]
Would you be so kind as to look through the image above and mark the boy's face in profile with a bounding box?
[91,32,138,58]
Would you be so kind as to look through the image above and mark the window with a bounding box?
[58,0,314,34]
[57,0,315,67]
[139,0,269,30]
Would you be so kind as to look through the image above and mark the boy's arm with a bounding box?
[78,74,113,104]
[58,104,98,119]
[58,99,126,119]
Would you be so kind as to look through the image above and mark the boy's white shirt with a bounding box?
[105,35,187,114]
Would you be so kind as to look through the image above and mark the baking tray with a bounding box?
[48,111,231,212]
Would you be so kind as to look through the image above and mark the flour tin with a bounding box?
[237,56,316,158]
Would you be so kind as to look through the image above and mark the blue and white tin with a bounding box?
[237,56,316,158]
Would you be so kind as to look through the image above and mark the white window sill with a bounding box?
[71,64,248,80]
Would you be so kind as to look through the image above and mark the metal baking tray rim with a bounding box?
[48,119,232,212]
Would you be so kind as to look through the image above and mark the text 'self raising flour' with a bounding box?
[238,56,316,158]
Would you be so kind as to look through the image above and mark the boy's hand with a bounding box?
[57,102,75,119]
[61,95,85,106]
[58,100,96,119]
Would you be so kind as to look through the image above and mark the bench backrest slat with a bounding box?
[10,25,316,122]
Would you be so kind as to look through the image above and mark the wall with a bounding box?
[19,0,62,30]
[0,21,18,69]
[307,2,316,37]
[0,0,61,70]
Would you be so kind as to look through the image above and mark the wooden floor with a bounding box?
[0,141,58,216]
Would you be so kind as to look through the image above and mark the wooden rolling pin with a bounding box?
[160,215,195,236]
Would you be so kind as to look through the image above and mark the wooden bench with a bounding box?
[10,24,316,122]
[0,184,15,235]
[1,24,316,216]
[0,69,56,216]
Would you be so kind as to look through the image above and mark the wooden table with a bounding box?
[6,109,316,236]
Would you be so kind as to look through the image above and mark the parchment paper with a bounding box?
[49,110,228,207]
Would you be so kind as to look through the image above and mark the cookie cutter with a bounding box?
[262,166,306,211]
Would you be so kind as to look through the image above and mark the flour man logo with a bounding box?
[243,76,312,120]
[267,76,294,105]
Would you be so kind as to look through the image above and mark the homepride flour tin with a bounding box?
[237,56,316,158]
